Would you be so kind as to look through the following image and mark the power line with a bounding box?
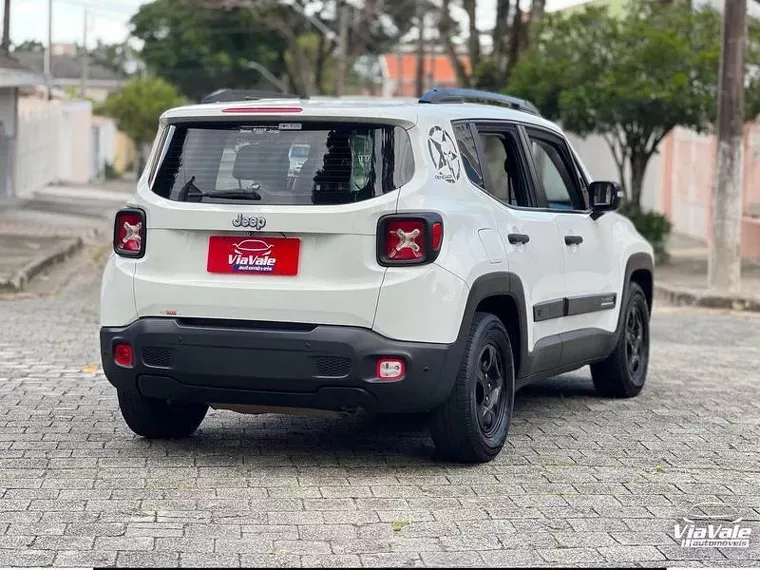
[55,0,137,14]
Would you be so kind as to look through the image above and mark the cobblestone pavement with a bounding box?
[1,255,759,568]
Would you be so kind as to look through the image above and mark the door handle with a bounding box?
[508,233,530,244]
[564,235,583,245]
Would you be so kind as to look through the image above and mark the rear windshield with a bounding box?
[151,121,415,205]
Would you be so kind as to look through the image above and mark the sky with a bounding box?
[5,0,586,49]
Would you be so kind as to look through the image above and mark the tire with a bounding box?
[117,390,208,439]
[430,312,515,463]
[591,282,650,398]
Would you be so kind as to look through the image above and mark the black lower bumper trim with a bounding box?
[100,318,458,414]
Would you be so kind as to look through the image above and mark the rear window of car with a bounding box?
[151,121,415,205]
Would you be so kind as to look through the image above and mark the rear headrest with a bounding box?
[232,144,261,180]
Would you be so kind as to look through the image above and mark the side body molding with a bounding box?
[447,252,654,389]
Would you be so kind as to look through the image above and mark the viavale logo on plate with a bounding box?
[229,239,276,272]
[207,235,299,276]
[675,503,752,548]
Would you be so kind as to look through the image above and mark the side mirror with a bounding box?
[588,181,621,219]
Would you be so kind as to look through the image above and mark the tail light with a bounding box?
[377,213,444,266]
[113,208,146,258]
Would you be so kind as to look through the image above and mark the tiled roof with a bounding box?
[383,54,470,84]
[12,51,120,81]
[381,53,471,97]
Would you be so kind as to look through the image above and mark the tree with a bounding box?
[205,0,417,96]
[87,40,140,78]
[130,0,288,101]
[12,39,45,52]
[435,0,546,90]
[508,0,760,209]
[98,77,186,175]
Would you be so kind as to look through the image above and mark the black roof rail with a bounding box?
[201,88,304,104]
[418,87,541,116]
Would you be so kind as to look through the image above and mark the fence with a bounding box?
[13,97,131,199]
[659,123,760,259]
[568,122,760,260]
[14,98,63,199]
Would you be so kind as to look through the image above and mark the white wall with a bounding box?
[563,129,663,212]
[10,97,122,199]
[15,99,63,198]
[92,117,117,179]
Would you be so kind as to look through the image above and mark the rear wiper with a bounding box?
[205,189,263,201]
[177,176,262,201]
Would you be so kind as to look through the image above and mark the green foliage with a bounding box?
[618,202,672,264]
[130,0,288,101]
[88,40,139,77]
[507,0,760,208]
[97,77,186,144]
[12,40,45,52]
[103,161,122,180]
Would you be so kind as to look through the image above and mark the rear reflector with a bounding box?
[114,343,134,368]
[432,222,443,251]
[113,208,146,258]
[376,358,405,381]
[221,106,303,114]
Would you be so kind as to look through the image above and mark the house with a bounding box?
[377,50,471,98]
[13,44,125,103]
[0,51,44,199]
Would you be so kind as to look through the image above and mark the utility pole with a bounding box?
[415,7,425,97]
[395,45,403,96]
[45,0,52,100]
[333,0,348,96]
[80,9,88,99]
[709,0,747,294]
[1,0,10,53]
[426,15,434,92]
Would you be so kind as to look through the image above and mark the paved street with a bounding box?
[0,252,759,568]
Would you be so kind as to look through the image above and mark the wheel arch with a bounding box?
[617,252,654,334]
[450,272,529,379]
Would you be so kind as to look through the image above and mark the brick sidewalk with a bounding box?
[0,180,129,292]
[1,255,758,567]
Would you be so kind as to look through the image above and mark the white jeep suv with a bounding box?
[100,88,654,463]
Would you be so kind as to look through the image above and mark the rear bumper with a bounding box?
[100,318,459,414]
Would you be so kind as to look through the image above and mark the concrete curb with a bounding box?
[0,237,84,293]
[654,282,760,313]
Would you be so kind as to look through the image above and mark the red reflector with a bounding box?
[376,358,405,381]
[386,219,426,261]
[114,209,145,257]
[432,222,443,251]
[221,106,303,114]
[114,343,134,368]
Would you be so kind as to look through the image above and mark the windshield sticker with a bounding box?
[427,126,461,183]
[279,122,302,131]
[350,135,373,191]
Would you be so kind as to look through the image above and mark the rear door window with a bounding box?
[152,121,415,205]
